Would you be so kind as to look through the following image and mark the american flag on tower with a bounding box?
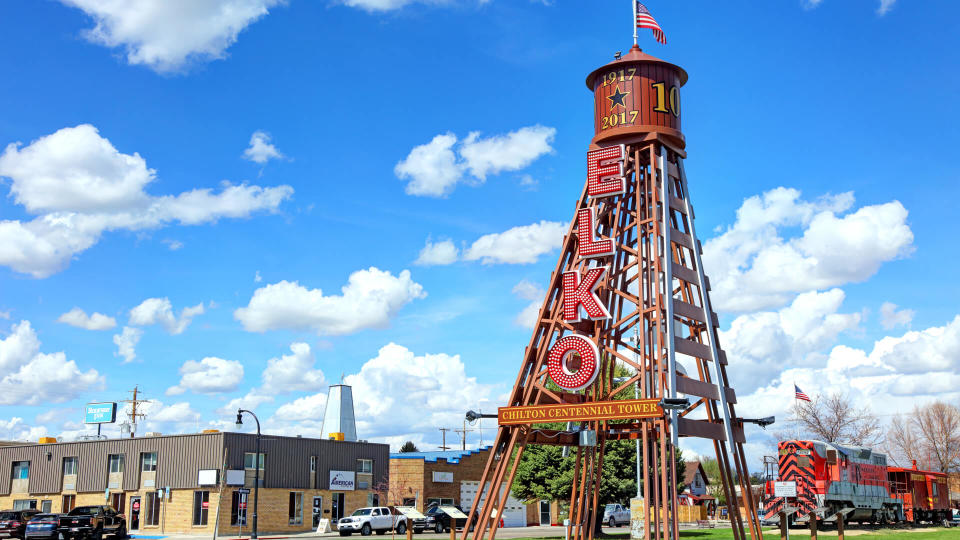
[795,384,812,402]
[635,2,666,45]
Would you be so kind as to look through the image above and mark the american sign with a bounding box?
[498,398,662,426]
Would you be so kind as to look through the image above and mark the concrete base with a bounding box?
[630,497,644,539]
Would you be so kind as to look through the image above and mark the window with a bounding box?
[310,456,317,474]
[11,461,29,480]
[244,453,265,470]
[108,454,125,474]
[144,492,160,526]
[193,491,210,526]
[288,492,303,525]
[426,498,454,507]
[111,493,125,514]
[141,453,157,472]
[63,458,77,476]
[62,495,76,513]
[230,491,247,526]
[357,459,373,474]
[331,493,344,522]
[367,493,379,506]
[932,482,939,498]
[41,501,52,513]
[13,500,36,510]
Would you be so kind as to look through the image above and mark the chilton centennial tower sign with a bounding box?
[467,14,763,540]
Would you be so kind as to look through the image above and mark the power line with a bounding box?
[438,428,451,450]
[120,385,151,438]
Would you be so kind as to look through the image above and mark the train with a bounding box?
[762,440,953,527]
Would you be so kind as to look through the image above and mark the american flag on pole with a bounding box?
[635,2,666,45]
[794,385,812,402]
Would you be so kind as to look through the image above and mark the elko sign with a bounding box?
[547,145,626,392]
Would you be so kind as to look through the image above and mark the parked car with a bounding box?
[602,503,629,527]
[337,507,403,536]
[24,514,61,540]
[424,505,468,534]
[58,506,125,540]
[0,510,41,539]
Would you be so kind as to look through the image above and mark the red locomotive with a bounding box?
[762,440,952,527]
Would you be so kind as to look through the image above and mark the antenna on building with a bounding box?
[121,385,151,438]
[438,428,451,451]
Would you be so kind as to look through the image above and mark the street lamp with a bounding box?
[236,409,261,539]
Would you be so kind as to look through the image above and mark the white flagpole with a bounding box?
[632,1,638,46]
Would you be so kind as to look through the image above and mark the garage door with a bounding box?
[460,481,527,528]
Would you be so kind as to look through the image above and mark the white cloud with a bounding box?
[261,342,326,393]
[0,124,153,213]
[879,302,914,330]
[167,357,244,395]
[512,280,544,329]
[0,321,104,406]
[162,239,184,251]
[395,126,555,197]
[0,125,293,278]
[463,220,566,264]
[718,289,860,393]
[274,392,327,422]
[345,343,498,439]
[414,238,458,266]
[234,268,426,335]
[254,270,263,282]
[0,418,48,442]
[150,401,201,423]
[57,307,117,330]
[112,326,142,363]
[129,297,205,334]
[243,130,285,164]
[340,0,489,13]
[395,134,460,197]
[459,126,555,180]
[217,390,274,416]
[703,188,913,312]
[0,311,9,320]
[877,0,896,15]
[60,0,285,73]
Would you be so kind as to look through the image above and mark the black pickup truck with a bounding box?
[58,506,125,540]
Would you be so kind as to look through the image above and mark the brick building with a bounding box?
[0,431,388,534]
[388,447,554,528]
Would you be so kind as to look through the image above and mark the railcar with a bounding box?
[762,440,902,524]
[888,464,952,526]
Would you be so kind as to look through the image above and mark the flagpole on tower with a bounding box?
[632,0,638,46]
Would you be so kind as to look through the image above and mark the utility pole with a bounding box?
[122,385,150,438]
[454,419,474,451]
[438,428,451,450]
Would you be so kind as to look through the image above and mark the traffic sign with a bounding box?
[237,488,251,494]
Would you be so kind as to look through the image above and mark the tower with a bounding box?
[464,46,763,540]
[321,384,358,441]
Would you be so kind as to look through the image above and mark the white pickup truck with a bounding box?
[337,507,406,536]
[602,503,630,527]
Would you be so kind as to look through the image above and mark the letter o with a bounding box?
[547,334,600,391]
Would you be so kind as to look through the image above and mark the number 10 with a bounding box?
[651,82,680,117]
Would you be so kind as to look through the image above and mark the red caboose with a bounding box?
[888,462,951,525]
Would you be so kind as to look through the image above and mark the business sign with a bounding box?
[498,398,662,426]
[773,481,797,498]
[432,471,453,483]
[84,402,117,424]
[198,469,219,486]
[329,470,355,491]
[226,469,245,486]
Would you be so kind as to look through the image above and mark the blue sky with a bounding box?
[0,0,958,465]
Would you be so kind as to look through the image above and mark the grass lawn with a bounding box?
[510,528,960,540]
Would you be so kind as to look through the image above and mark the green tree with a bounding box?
[399,441,420,453]
[511,360,687,507]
